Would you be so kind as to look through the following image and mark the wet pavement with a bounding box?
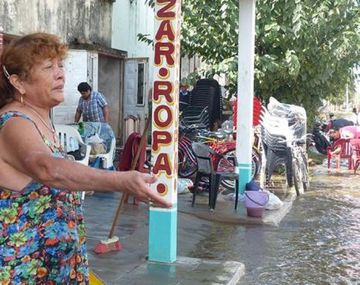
[83,163,360,284]
[177,182,295,227]
[188,164,360,285]
[83,190,248,284]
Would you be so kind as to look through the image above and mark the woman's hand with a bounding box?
[118,171,172,208]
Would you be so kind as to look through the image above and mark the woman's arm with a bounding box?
[0,118,170,207]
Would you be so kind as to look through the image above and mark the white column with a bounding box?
[236,0,256,195]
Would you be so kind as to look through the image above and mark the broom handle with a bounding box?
[108,116,152,239]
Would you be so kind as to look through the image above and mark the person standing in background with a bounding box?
[350,107,358,125]
[179,79,191,112]
[356,107,360,126]
[75,82,109,123]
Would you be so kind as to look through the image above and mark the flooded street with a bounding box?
[188,166,360,284]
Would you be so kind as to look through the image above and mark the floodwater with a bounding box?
[188,166,360,284]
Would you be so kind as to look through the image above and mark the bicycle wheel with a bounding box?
[178,149,197,178]
[292,158,304,196]
[216,149,236,191]
[301,152,310,191]
[252,149,261,178]
[216,148,260,191]
[303,175,310,191]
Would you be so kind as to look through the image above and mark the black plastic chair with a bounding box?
[181,106,210,129]
[190,79,222,130]
[191,142,240,210]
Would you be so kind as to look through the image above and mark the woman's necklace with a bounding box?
[24,103,58,145]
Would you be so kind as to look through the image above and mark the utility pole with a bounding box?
[345,84,349,111]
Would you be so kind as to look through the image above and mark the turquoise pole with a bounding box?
[238,163,252,195]
[149,206,177,262]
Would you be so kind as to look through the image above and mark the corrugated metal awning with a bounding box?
[69,42,127,59]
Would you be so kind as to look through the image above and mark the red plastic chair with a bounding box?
[327,138,352,171]
[350,139,360,174]
[118,132,148,205]
[340,126,360,139]
[118,132,147,173]
[232,96,262,128]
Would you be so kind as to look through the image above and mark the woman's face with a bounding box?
[22,58,65,108]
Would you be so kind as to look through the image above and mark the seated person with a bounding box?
[328,126,358,141]
[328,126,355,156]
[328,128,341,156]
[328,128,340,142]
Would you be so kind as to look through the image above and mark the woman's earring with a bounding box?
[20,95,24,104]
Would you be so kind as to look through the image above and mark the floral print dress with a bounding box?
[0,112,89,284]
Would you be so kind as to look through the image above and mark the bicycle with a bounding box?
[178,120,262,192]
[178,106,210,178]
[177,126,227,178]
[289,138,310,196]
[214,133,262,191]
[178,130,198,178]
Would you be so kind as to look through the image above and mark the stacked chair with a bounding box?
[233,96,263,128]
[190,79,222,130]
[180,106,210,130]
[267,97,307,139]
[260,110,293,186]
[260,97,307,186]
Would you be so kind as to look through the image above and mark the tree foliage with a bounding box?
[143,0,360,121]
[253,0,360,120]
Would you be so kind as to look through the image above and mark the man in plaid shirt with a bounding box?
[75,82,109,123]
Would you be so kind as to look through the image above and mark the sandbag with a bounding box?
[264,191,283,210]
[178,178,193,194]
[90,143,107,155]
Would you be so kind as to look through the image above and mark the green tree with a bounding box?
[143,0,360,122]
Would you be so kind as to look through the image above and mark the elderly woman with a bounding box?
[0,33,170,284]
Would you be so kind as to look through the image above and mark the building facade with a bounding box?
[0,0,202,142]
[0,0,126,138]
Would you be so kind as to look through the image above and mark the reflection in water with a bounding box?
[189,168,360,284]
